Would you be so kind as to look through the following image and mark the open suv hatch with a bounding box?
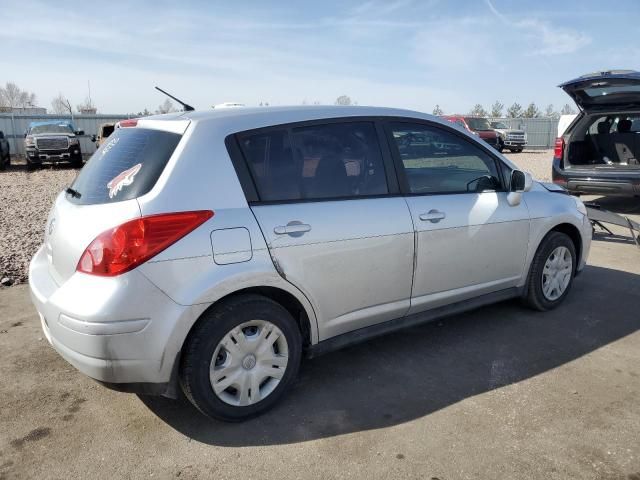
[553,70,640,196]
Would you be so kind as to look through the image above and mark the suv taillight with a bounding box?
[77,210,214,276]
[554,137,565,159]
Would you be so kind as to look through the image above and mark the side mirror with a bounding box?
[510,170,533,192]
[75,130,85,136]
[90,134,97,142]
[507,170,533,206]
[511,170,525,192]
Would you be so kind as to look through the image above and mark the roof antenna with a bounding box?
[154,86,195,111]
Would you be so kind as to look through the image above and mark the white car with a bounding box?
[29,106,592,421]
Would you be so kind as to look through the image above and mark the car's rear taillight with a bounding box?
[77,210,214,276]
[554,137,565,159]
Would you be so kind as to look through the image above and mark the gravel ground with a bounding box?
[0,150,554,287]
[0,164,77,286]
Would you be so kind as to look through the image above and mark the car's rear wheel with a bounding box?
[180,294,302,422]
[523,231,576,311]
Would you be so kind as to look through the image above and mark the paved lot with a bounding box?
[1,152,640,479]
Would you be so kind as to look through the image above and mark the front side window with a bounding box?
[390,123,502,194]
[238,122,388,202]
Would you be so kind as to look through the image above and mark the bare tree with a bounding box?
[156,98,176,114]
[469,104,488,117]
[432,104,444,116]
[490,101,504,118]
[0,82,38,110]
[544,104,560,119]
[51,93,72,115]
[560,103,576,115]
[335,95,352,106]
[77,97,97,114]
[523,102,541,118]
[506,102,523,118]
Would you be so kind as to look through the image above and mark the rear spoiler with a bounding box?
[585,202,640,249]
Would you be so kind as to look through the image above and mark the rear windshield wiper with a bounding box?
[66,187,81,198]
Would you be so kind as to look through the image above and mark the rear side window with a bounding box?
[238,122,388,202]
[68,127,181,205]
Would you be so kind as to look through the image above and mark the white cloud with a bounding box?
[411,18,497,71]
[485,0,591,55]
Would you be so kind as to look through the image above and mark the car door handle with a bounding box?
[419,210,446,223]
[274,223,312,236]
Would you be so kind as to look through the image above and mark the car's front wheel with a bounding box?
[180,294,302,421]
[523,231,576,311]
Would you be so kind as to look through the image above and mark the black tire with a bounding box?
[523,231,576,311]
[180,294,302,422]
[515,148,523,153]
[26,160,37,171]
[71,155,83,168]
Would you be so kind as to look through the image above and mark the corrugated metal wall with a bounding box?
[490,117,559,149]
[0,113,133,157]
[1,113,561,155]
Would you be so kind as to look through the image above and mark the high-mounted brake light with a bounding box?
[77,210,214,276]
[118,119,139,128]
[554,137,565,159]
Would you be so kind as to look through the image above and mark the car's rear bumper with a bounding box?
[552,159,640,196]
[28,245,190,395]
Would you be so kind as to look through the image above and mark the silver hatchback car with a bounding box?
[30,106,592,421]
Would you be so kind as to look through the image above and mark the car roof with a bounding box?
[145,105,441,132]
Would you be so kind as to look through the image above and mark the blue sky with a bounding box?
[1,0,639,114]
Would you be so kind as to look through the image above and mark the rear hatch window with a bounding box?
[68,127,181,205]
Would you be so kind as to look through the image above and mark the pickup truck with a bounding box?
[441,115,501,150]
[0,130,9,170]
[24,121,84,169]
[490,121,527,153]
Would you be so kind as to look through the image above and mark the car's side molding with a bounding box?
[306,287,521,358]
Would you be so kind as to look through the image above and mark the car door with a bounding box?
[385,120,531,315]
[233,120,415,341]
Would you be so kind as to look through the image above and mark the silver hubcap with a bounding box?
[542,246,573,301]
[210,320,289,407]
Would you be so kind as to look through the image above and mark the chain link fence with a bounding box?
[0,113,134,158]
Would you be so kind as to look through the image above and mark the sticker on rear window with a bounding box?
[101,136,119,157]
[107,163,142,199]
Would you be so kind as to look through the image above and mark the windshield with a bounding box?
[29,124,74,135]
[465,118,492,131]
[491,122,508,129]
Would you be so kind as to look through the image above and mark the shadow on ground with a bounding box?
[586,196,640,246]
[140,264,640,446]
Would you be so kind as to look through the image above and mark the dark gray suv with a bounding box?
[552,70,640,197]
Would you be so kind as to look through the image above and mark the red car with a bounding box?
[441,115,501,151]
